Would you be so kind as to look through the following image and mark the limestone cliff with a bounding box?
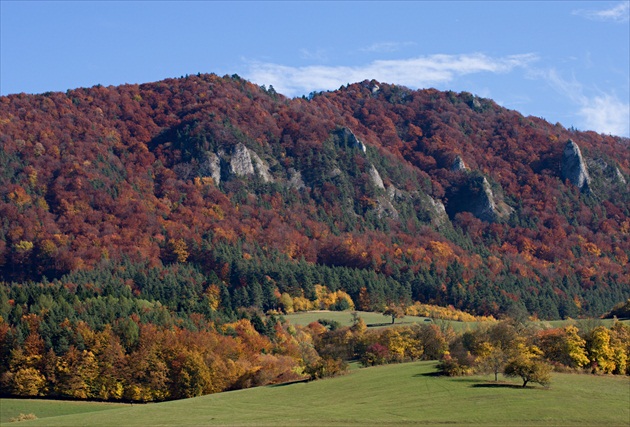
[229,143,256,177]
[451,155,468,172]
[561,140,591,192]
[446,174,513,223]
[368,165,385,190]
[336,127,367,153]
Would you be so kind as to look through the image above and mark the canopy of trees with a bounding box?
[0,74,629,399]
[1,74,628,320]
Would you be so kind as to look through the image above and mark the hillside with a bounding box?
[2,361,629,426]
[1,73,628,319]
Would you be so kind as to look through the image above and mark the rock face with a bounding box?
[199,152,222,185]
[249,149,273,183]
[561,140,591,192]
[374,196,399,220]
[451,155,468,172]
[426,195,449,226]
[368,165,385,190]
[614,167,627,185]
[472,177,512,222]
[229,143,256,177]
[337,127,367,153]
[587,158,627,185]
[195,143,273,184]
[447,174,513,223]
[287,168,305,189]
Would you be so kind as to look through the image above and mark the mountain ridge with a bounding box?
[0,73,628,318]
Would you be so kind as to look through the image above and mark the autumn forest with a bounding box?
[0,74,628,401]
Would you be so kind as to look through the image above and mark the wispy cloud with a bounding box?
[578,95,630,137]
[360,42,416,53]
[538,68,630,136]
[245,53,538,97]
[573,1,630,22]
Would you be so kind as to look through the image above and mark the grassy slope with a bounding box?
[283,310,625,332]
[0,399,128,424]
[3,361,628,427]
[283,310,481,332]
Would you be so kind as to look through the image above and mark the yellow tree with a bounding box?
[3,316,47,396]
[585,326,617,374]
[170,350,213,399]
[609,322,629,375]
[475,342,508,381]
[504,344,551,388]
[536,325,589,369]
[54,347,100,399]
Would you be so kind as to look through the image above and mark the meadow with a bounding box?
[283,310,481,332]
[282,310,623,332]
[2,361,628,426]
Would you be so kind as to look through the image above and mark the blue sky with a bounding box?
[1,1,629,136]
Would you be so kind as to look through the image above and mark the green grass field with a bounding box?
[2,361,628,426]
[0,399,128,425]
[283,310,626,333]
[283,310,482,332]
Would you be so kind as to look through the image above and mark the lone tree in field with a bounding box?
[503,345,552,388]
[383,305,405,324]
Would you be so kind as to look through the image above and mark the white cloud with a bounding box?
[578,94,630,137]
[244,53,538,97]
[573,1,630,22]
[537,68,630,136]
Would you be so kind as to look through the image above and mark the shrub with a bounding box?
[9,413,37,422]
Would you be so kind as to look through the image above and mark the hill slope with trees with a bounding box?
[1,73,629,401]
[1,73,628,319]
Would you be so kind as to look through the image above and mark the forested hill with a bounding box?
[1,73,629,319]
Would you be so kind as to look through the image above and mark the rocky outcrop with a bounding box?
[374,196,399,220]
[587,158,627,185]
[386,185,405,202]
[447,174,513,223]
[328,167,343,179]
[229,143,256,177]
[369,165,385,190]
[425,195,449,226]
[195,143,273,184]
[614,167,627,185]
[336,127,367,153]
[199,152,222,185]
[451,155,468,172]
[561,140,591,192]
[472,177,513,222]
[249,149,273,183]
[287,168,305,189]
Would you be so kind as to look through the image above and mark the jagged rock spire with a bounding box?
[561,140,591,192]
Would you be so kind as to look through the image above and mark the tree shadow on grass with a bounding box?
[269,378,311,387]
[471,382,525,389]
[413,371,444,378]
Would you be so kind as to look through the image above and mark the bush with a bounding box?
[360,343,390,366]
[304,357,348,380]
[9,413,37,422]
[437,352,474,376]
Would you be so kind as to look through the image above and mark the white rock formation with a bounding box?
[369,165,385,190]
[451,155,468,172]
[561,140,591,191]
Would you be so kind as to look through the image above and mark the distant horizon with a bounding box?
[1,1,628,136]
